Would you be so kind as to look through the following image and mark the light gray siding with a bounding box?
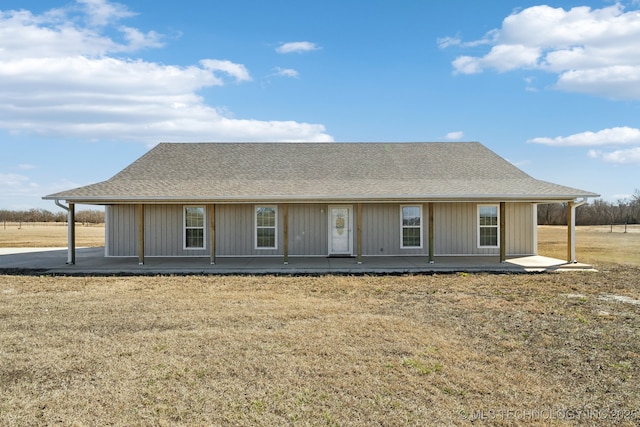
[106,204,138,256]
[505,202,535,255]
[434,203,487,255]
[288,204,327,256]
[105,201,535,258]
[145,205,208,257]
[216,204,251,256]
[216,204,282,256]
[433,202,534,256]
[107,204,210,257]
[361,204,427,256]
[362,203,395,255]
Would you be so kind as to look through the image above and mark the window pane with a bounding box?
[256,228,275,248]
[403,227,421,247]
[186,207,204,227]
[257,207,275,227]
[479,206,497,226]
[402,206,421,226]
[479,227,498,247]
[185,229,204,248]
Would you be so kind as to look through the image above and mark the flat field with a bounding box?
[0,222,104,248]
[1,225,639,425]
[538,224,640,267]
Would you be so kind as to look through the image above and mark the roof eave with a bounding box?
[42,193,600,205]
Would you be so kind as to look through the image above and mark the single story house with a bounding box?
[44,142,598,266]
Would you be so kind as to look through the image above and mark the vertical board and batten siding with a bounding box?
[107,204,210,256]
[215,205,251,256]
[433,202,534,256]
[361,204,427,256]
[107,204,285,257]
[505,202,535,255]
[105,205,138,256]
[434,203,485,255]
[145,205,208,257]
[288,204,327,256]
[216,204,282,256]
[106,202,535,257]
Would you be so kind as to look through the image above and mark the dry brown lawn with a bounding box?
[1,271,639,426]
[0,222,104,248]
[1,226,639,425]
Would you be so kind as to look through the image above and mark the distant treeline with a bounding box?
[0,209,104,224]
[539,190,640,225]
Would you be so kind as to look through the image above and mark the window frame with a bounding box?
[183,206,206,250]
[477,204,500,248]
[255,205,278,250]
[400,205,423,249]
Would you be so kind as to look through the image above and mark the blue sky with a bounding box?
[1,0,639,211]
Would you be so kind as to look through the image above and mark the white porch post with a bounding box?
[428,202,434,264]
[356,203,362,264]
[567,198,589,263]
[209,204,216,265]
[138,204,145,265]
[568,201,576,263]
[532,204,538,256]
[500,202,506,263]
[283,203,289,265]
[67,202,75,265]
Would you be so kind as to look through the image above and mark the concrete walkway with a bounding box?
[0,247,595,275]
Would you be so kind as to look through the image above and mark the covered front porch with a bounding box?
[56,200,589,268]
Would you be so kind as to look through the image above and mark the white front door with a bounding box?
[329,206,353,255]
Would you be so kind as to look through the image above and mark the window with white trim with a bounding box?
[478,205,499,248]
[184,206,205,249]
[401,205,423,248]
[255,205,277,249]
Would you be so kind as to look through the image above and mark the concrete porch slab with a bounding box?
[0,247,596,275]
[506,255,596,272]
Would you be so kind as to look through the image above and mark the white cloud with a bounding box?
[437,36,462,49]
[200,59,252,82]
[0,1,333,144]
[441,3,640,99]
[481,44,541,72]
[532,126,640,166]
[0,3,161,58]
[556,66,640,99]
[451,56,482,75]
[77,0,136,27]
[437,30,498,49]
[452,45,540,75]
[273,67,299,78]
[589,147,640,164]
[17,164,38,170]
[446,131,464,140]
[524,76,538,92]
[0,173,40,196]
[0,172,82,208]
[529,127,640,147]
[276,41,320,54]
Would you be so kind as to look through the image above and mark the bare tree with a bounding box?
[0,209,103,224]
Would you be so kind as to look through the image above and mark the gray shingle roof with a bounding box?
[43,142,599,203]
